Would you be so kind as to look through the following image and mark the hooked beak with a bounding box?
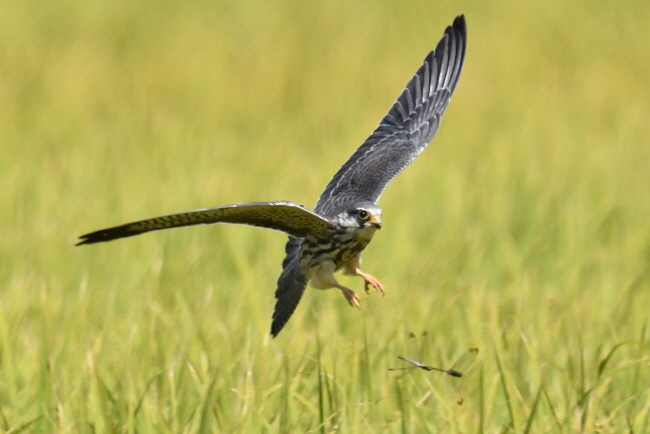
[369,215,382,229]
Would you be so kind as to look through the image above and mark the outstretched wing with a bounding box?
[270,237,307,337]
[77,201,331,245]
[315,15,467,216]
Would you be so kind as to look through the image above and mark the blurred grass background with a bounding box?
[1,0,650,432]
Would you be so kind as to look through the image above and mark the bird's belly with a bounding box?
[307,260,338,289]
[301,236,370,289]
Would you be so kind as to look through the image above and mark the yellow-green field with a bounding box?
[2,0,649,432]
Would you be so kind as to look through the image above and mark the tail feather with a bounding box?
[270,237,307,337]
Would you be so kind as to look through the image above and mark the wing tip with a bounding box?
[75,231,104,246]
[452,14,467,36]
[446,14,468,53]
[435,14,467,94]
[75,233,110,246]
[75,226,137,245]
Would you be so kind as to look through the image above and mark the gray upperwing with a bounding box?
[314,15,467,216]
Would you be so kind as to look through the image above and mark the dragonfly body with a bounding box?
[390,348,478,378]
[395,356,463,377]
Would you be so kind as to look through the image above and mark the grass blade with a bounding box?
[494,348,519,432]
[522,384,543,434]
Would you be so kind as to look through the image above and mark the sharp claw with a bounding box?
[342,288,361,308]
[360,274,385,295]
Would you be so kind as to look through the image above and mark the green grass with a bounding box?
[1,0,650,432]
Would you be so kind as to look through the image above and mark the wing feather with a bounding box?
[315,15,467,216]
[76,201,331,245]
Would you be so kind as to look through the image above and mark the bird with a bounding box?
[77,15,467,337]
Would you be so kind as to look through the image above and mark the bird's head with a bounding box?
[335,203,382,236]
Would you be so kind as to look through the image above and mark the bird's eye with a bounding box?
[357,210,369,220]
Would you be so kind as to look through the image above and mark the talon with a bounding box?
[341,288,361,308]
[358,271,385,295]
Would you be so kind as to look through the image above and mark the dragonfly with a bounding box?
[391,356,464,377]
[390,348,479,378]
[390,347,479,405]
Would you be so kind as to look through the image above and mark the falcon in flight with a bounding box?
[78,15,467,337]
